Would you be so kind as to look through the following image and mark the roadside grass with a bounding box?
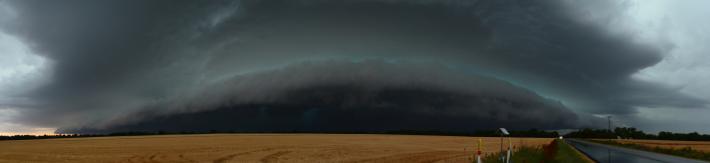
[481,145,545,163]
[482,139,592,163]
[556,139,594,163]
[590,139,710,161]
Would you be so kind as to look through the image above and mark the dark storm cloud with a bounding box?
[4,0,244,126]
[58,61,581,134]
[1,0,705,132]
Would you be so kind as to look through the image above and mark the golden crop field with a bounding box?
[0,134,552,163]
[614,139,710,152]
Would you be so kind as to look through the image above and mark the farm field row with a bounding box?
[611,139,710,152]
[0,134,552,163]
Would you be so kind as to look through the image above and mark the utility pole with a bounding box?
[607,116,611,132]
[608,116,613,140]
[608,116,611,132]
[607,116,613,163]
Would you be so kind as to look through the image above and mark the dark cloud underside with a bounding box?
[58,61,580,134]
[0,0,705,133]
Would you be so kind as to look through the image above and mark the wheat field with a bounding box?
[614,139,710,152]
[0,134,552,163]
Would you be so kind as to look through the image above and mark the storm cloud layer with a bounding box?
[58,61,580,133]
[0,0,707,134]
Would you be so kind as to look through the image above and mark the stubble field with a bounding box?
[0,134,552,163]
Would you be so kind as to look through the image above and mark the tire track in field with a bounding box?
[179,154,198,163]
[127,152,194,163]
[350,151,468,163]
[127,155,140,163]
[213,148,275,163]
[126,153,161,163]
[260,151,292,163]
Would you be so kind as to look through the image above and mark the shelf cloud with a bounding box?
[57,61,584,133]
[0,0,706,134]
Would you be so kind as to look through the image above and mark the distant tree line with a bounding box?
[377,128,558,138]
[657,131,710,141]
[466,129,559,138]
[6,128,704,141]
[0,134,93,141]
[0,132,206,141]
[565,127,710,141]
[0,129,560,141]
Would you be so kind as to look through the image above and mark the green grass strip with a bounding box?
[555,139,594,163]
[481,139,592,163]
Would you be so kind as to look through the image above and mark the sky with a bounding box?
[0,0,709,135]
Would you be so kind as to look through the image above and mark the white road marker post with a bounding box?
[506,137,512,163]
[477,138,482,163]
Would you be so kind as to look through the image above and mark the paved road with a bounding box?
[567,139,708,163]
